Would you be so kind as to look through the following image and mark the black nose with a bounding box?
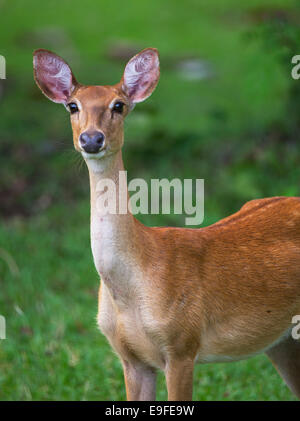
[79,131,105,154]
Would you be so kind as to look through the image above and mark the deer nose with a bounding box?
[79,131,105,154]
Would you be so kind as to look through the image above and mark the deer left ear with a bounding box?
[33,49,77,104]
[122,48,160,104]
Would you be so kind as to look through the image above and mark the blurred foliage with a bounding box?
[0,0,300,400]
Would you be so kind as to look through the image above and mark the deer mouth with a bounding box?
[81,148,107,160]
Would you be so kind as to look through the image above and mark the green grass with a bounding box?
[1,0,300,400]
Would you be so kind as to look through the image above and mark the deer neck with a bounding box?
[86,151,140,299]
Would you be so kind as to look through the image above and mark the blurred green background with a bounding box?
[1,0,300,401]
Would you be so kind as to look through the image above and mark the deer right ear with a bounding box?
[122,48,160,104]
[33,49,77,104]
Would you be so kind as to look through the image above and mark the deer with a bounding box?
[33,47,300,401]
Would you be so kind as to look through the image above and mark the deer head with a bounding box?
[33,48,160,160]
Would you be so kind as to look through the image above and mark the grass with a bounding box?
[0,0,300,400]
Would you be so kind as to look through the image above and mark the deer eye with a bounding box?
[67,102,79,114]
[112,101,124,114]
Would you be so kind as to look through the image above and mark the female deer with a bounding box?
[33,47,300,400]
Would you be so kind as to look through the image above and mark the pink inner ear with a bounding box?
[123,50,159,103]
[34,52,74,103]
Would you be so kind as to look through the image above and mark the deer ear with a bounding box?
[33,49,77,104]
[122,48,160,104]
